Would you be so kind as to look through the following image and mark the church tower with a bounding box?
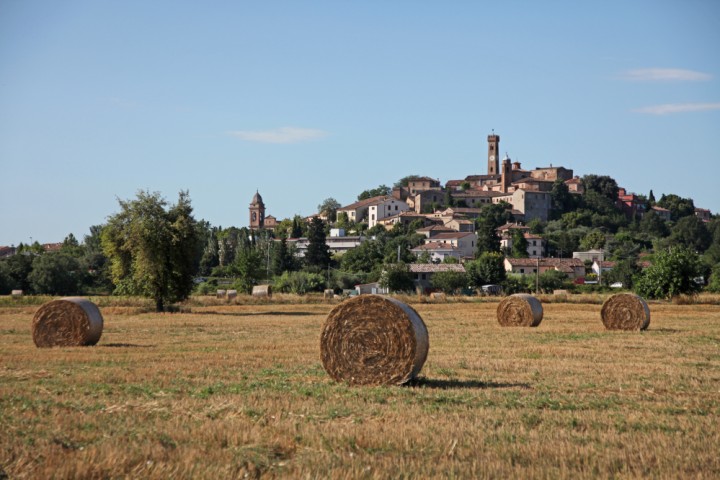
[487,133,500,175]
[249,191,265,229]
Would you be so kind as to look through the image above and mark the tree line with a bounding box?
[2,174,719,310]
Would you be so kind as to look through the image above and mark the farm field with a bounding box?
[1,297,720,479]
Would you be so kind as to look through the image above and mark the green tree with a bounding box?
[232,246,263,293]
[603,257,641,289]
[639,210,669,238]
[465,252,506,288]
[394,175,422,188]
[271,237,296,275]
[669,216,711,253]
[101,190,201,312]
[582,174,619,201]
[580,230,606,251]
[0,253,33,292]
[635,247,702,299]
[657,194,695,221]
[538,270,568,293]
[379,263,415,293]
[550,179,576,219]
[357,185,391,201]
[305,217,331,271]
[28,252,83,295]
[475,219,501,256]
[431,270,468,294]
[317,198,341,222]
[706,264,720,293]
[510,229,529,258]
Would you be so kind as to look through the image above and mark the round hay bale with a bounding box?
[252,285,272,298]
[496,294,543,327]
[32,297,103,348]
[320,295,429,386]
[226,289,238,300]
[324,289,335,299]
[601,293,650,331]
[216,289,226,299]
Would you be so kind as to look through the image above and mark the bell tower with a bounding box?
[249,191,265,229]
[487,133,500,175]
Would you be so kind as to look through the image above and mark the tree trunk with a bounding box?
[155,298,164,312]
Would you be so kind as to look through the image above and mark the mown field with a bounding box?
[1,296,720,479]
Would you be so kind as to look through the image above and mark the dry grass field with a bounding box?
[1,295,720,479]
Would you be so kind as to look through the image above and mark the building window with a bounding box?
[520,268,525,274]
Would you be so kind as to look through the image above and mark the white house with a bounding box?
[423,232,477,258]
[410,242,462,263]
[366,197,410,228]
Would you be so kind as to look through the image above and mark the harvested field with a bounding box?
[1,298,720,478]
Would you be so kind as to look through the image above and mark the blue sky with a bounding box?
[1,0,719,246]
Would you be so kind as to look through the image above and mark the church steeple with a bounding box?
[249,190,265,229]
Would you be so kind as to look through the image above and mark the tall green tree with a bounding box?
[317,198,341,222]
[101,190,201,312]
[305,217,331,271]
[431,270,468,294]
[510,229,529,258]
[657,194,695,221]
[357,185,391,201]
[379,263,415,293]
[475,219,501,256]
[669,216,711,253]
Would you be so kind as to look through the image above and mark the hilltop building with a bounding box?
[248,191,277,230]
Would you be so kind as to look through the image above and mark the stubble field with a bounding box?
[1,296,720,479]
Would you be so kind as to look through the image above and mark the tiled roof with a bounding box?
[338,195,392,211]
[409,263,466,273]
[411,242,458,251]
[506,257,584,268]
[429,232,475,240]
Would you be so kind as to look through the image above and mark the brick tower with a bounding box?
[488,133,500,175]
[249,191,265,229]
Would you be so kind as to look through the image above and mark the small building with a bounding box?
[504,257,585,279]
[410,242,461,263]
[423,232,478,258]
[650,206,671,221]
[695,208,711,222]
[355,282,388,295]
[573,249,605,263]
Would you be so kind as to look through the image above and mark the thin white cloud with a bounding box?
[621,68,712,82]
[228,127,328,144]
[632,102,720,115]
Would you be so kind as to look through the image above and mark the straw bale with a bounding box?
[320,295,429,386]
[601,293,650,331]
[252,285,272,298]
[324,289,334,299]
[216,289,226,299]
[226,289,238,300]
[32,297,103,348]
[496,293,543,327]
[11,290,23,298]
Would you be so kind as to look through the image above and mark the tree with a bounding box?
[101,190,200,312]
[0,253,33,292]
[317,198,341,222]
[379,263,415,293]
[394,175,422,188]
[639,210,669,238]
[28,252,83,295]
[668,216,711,253]
[648,190,656,205]
[465,252,506,288]
[475,219,501,256]
[357,185,391,201]
[580,230,606,251]
[582,174,619,201]
[550,179,576,219]
[305,217,331,271]
[431,270,468,294]
[706,264,720,293]
[634,246,702,299]
[271,237,296,275]
[233,245,263,293]
[538,270,568,293]
[657,194,695,221]
[510,229,529,258]
[603,258,641,289]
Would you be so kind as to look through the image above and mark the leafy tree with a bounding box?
[634,246,702,299]
[0,253,33,292]
[657,194,695,221]
[639,210,670,237]
[0,262,13,294]
[357,185,391,201]
[271,237,296,275]
[291,215,305,238]
[305,217,331,271]
[61,233,84,257]
[648,190,656,205]
[394,175,422,188]
[580,230,606,251]
[582,174,619,201]
[232,246,263,293]
[101,190,201,312]
[706,264,720,293]
[379,263,415,293]
[550,179,576,219]
[431,270,468,294]
[28,252,83,295]
[603,258,641,289]
[668,216,711,253]
[538,270,568,293]
[510,229,529,258]
[465,252,506,288]
[475,219,501,256]
[274,271,325,294]
[317,197,341,222]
